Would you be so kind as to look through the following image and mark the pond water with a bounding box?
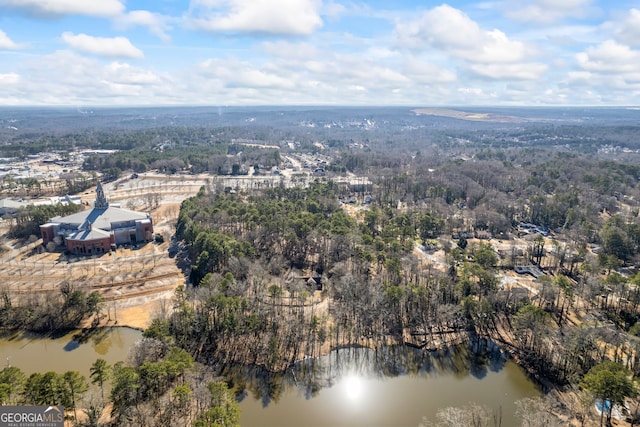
[237,342,541,427]
[0,329,540,427]
[0,327,142,377]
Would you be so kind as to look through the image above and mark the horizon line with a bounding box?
[0,104,639,109]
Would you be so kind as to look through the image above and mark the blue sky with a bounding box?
[0,0,639,106]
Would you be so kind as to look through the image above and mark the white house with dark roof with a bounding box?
[40,182,153,255]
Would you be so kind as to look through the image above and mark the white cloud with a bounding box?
[401,56,457,84]
[262,40,321,60]
[395,5,546,81]
[396,5,528,63]
[196,58,297,89]
[113,10,173,41]
[0,73,20,84]
[0,29,19,49]
[456,87,499,103]
[105,62,161,85]
[566,40,640,102]
[11,50,174,105]
[0,0,125,18]
[187,0,323,35]
[2,40,628,106]
[504,0,598,25]
[470,63,548,80]
[562,71,640,103]
[61,32,144,59]
[458,87,489,96]
[195,39,463,105]
[321,1,346,19]
[576,40,640,73]
[1,0,637,106]
[609,9,640,48]
[566,71,593,82]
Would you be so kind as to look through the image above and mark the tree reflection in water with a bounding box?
[224,338,510,406]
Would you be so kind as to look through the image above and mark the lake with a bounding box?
[0,327,142,377]
[0,329,540,426]
[237,342,540,427]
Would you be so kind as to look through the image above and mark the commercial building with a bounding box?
[40,182,153,255]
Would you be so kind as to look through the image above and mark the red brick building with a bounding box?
[41,182,153,255]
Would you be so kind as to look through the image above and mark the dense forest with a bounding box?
[3,107,640,425]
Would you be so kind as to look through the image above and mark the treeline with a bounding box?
[0,124,287,178]
[0,127,227,158]
[335,148,640,249]
[177,183,357,283]
[0,283,102,332]
[0,366,88,420]
[176,183,446,285]
[82,143,281,178]
[82,145,227,175]
[1,175,95,199]
[166,183,512,371]
[0,343,240,427]
[108,337,240,427]
[9,202,81,239]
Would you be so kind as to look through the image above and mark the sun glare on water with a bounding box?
[343,374,365,401]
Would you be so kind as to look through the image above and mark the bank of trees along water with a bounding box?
[171,182,469,369]
[0,367,87,419]
[106,337,242,427]
[0,284,102,332]
[0,346,240,427]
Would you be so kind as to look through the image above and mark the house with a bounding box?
[452,231,474,239]
[37,195,82,206]
[514,265,545,279]
[498,248,525,259]
[517,223,550,236]
[40,182,153,255]
[474,230,492,240]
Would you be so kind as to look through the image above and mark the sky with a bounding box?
[0,0,639,107]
